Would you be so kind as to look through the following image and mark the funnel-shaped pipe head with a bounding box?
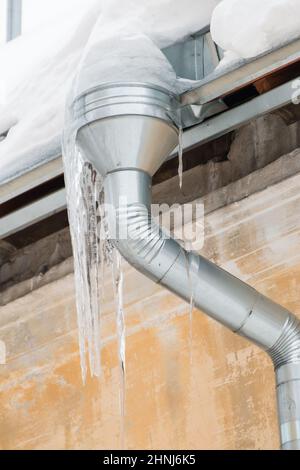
[77,115,178,177]
[74,83,179,177]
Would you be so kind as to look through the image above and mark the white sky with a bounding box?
[0,0,81,45]
[22,0,78,34]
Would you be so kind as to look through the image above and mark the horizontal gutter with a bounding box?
[181,37,300,105]
[0,188,66,238]
[0,157,63,205]
[179,78,298,152]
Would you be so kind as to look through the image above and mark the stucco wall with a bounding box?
[1,168,300,450]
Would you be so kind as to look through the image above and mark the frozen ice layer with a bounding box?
[99,0,220,48]
[73,28,178,99]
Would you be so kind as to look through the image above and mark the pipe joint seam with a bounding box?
[268,315,300,369]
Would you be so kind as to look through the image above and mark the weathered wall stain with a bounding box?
[0,173,300,449]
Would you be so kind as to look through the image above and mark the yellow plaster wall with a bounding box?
[1,173,300,450]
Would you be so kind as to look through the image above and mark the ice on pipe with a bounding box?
[99,0,220,48]
[73,27,178,100]
[72,0,221,98]
[63,1,220,384]
[211,0,300,60]
[63,18,180,383]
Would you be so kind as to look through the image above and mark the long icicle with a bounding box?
[112,249,126,448]
[178,126,184,190]
[63,127,105,382]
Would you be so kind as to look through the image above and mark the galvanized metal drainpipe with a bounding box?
[75,83,300,450]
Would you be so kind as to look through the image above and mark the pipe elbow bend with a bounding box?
[105,171,181,283]
[114,202,181,282]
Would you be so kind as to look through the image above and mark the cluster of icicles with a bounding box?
[63,121,187,383]
[59,2,214,448]
[63,130,185,380]
[62,109,193,449]
[61,30,193,442]
[63,127,126,386]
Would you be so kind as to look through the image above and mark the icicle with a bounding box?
[112,249,126,448]
[182,243,194,365]
[178,126,183,190]
[63,109,112,382]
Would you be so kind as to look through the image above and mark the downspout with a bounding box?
[75,83,300,450]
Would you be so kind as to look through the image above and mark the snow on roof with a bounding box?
[1,0,299,186]
[0,0,101,185]
[0,0,219,186]
[211,0,300,67]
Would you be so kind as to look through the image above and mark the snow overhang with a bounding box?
[1,33,300,239]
